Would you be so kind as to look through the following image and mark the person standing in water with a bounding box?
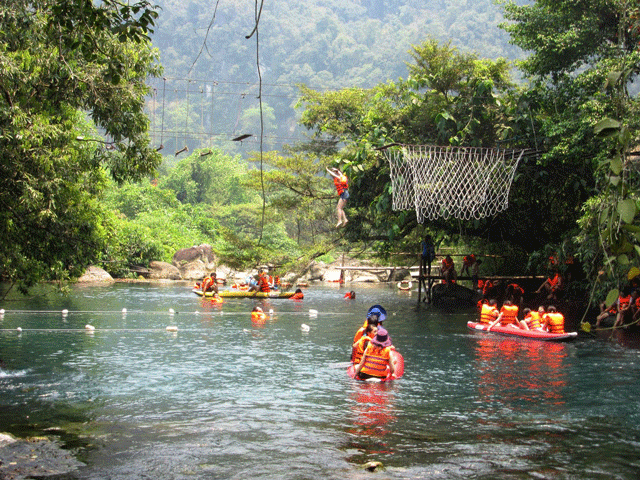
[326,166,349,228]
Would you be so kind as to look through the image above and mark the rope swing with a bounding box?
[383,144,526,222]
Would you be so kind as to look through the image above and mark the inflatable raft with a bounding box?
[467,321,578,342]
[193,288,296,299]
[347,351,405,382]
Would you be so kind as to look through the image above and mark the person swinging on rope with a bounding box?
[326,166,349,228]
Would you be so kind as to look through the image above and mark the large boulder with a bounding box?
[148,261,182,280]
[77,266,114,283]
[179,260,210,281]
[172,244,215,280]
[172,244,215,266]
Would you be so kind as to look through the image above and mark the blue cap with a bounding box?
[367,304,387,322]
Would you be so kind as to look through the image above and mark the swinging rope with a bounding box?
[385,144,526,222]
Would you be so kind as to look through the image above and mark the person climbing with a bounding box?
[326,166,349,228]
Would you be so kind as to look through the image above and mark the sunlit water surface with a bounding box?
[1,282,640,479]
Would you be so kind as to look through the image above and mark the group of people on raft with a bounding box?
[478,299,566,334]
[350,305,397,380]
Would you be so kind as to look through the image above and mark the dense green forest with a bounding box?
[145,0,524,158]
[2,0,640,315]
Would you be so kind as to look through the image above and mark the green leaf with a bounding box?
[610,156,623,175]
[617,199,637,224]
[617,254,630,265]
[594,117,620,135]
[605,288,619,307]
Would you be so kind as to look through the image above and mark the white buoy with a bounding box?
[0,309,5,315]
[301,323,310,332]
[62,309,69,316]
[122,308,127,314]
[169,308,175,315]
[85,324,95,331]
[269,309,274,315]
[194,311,200,315]
[16,327,22,333]
[309,309,318,317]
[166,325,178,332]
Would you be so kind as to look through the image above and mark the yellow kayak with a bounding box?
[192,288,296,299]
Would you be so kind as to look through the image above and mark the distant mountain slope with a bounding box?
[147,0,523,157]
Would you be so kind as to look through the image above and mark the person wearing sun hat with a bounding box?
[354,326,396,380]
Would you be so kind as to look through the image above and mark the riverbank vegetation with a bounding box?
[1,0,640,310]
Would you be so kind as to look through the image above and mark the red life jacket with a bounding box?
[333,175,348,196]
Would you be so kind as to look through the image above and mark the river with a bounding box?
[1,282,639,479]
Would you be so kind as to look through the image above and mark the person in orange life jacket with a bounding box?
[460,254,476,277]
[354,326,396,380]
[482,278,497,300]
[613,286,636,328]
[201,272,218,294]
[441,255,457,284]
[479,299,499,324]
[522,306,545,331]
[542,305,565,333]
[535,270,563,300]
[344,290,356,300]
[251,306,266,321]
[352,323,377,364]
[487,300,519,331]
[326,166,349,228]
[290,288,304,300]
[353,313,380,344]
[210,292,223,304]
[249,272,271,293]
[354,305,387,343]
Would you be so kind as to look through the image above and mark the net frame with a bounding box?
[385,144,526,222]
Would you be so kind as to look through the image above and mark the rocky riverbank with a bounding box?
[77,244,414,285]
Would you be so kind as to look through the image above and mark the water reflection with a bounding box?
[473,337,569,409]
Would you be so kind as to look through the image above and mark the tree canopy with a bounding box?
[0,0,161,292]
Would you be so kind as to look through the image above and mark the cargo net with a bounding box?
[386,145,525,222]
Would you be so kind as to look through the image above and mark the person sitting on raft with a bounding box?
[354,327,396,380]
[249,271,271,293]
[291,288,304,300]
[521,306,545,331]
[201,272,218,294]
[352,323,377,365]
[542,305,565,334]
[479,299,499,324]
[353,312,379,344]
[487,300,519,331]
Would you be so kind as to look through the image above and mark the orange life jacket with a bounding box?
[480,303,499,323]
[333,175,348,196]
[258,275,270,293]
[499,304,519,325]
[618,294,631,309]
[211,296,223,304]
[352,335,373,365]
[548,273,561,291]
[463,254,476,266]
[251,311,266,321]
[524,311,542,330]
[544,312,565,334]
[359,344,392,378]
[202,277,213,292]
[291,292,304,300]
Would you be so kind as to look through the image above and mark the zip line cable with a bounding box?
[246,0,266,245]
